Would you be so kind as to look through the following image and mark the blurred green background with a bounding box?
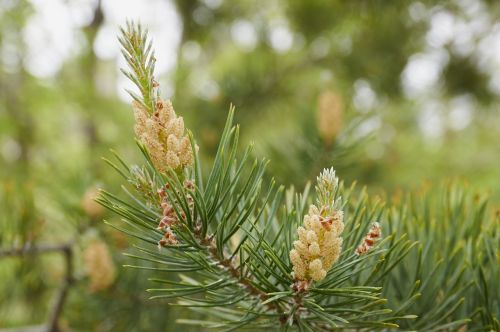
[0,0,499,330]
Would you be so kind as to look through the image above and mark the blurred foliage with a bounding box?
[0,0,499,330]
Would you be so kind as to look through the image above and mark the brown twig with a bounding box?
[0,243,70,258]
[0,243,74,332]
[196,233,286,322]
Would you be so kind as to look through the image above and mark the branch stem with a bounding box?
[0,243,71,258]
[0,243,74,332]
[197,233,286,322]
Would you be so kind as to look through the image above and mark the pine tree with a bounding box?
[98,22,499,331]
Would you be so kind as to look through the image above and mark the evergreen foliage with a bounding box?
[97,23,499,331]
[384,184,499,331]
[2,2,500,331]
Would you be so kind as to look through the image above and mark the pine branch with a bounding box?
[99,22,499,331]
[96,22,419,330]
[99,128,414,330]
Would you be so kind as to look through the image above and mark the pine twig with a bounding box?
[118,21,157,114]
[0,243,71,257]
[196,231,282,316]
[0,243,74,332]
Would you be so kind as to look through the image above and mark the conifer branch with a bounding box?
[96,22,419,330]
[97,22,499,331]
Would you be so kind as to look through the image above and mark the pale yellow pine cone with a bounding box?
[316,90,343,145]
[132,100,194,172]
[81,187,104,218]
[290,169,344,282]
[83,239,116,292]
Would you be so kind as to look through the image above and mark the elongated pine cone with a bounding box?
[133,99,193,173]
[84,239,116,292]
[355,222,382,255]
[289,168,344,282]
[156,180,195,249]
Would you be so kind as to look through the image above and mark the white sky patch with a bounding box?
[401,50,449,98]
[66,0,96,27]
[448,95,474,131]
[353,79,378,112]
[182,41,202,63]
[18,0,500,103]
[408,2,427,22]
[450,20,475,57]
[269,21,293,53]
[488,72,500,95]
[231,20,258,52]
[22,0,181,101]
[457,0,485,19]
[404,2,500,100]
[93,24,118,59]
[201,0,223,9]
[23,0,79,78]
[477,25,500,76]
[466,12,490,36]
[193,6,214,26]
[425,6,490,58]
[426,10,455,48]
[98,0,182,102]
